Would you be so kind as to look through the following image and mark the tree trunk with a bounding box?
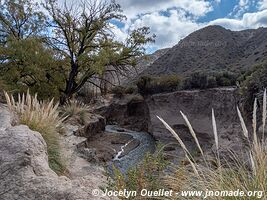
[60,62,78,105]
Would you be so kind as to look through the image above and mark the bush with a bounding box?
[109,147,169,199]
[124,85,137,94]
[110,86,126,98]
[136,75,181,95]
[61,99,90,125]
[183,71,238,90]
[240,62,267,115]
[4,90,66,175]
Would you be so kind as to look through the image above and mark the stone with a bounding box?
[94,94,151,132]
[146,88,245,154]
[75,114,106,139]
[0,107,114,200]
[78,147,99,163]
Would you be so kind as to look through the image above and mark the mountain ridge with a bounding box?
[139,25,267,77]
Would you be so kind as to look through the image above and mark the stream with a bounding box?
[106,125,156,175]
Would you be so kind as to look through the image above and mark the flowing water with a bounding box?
[106,125,156,175]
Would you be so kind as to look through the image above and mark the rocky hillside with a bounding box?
[120,48,169,84]
[140,25,267,77]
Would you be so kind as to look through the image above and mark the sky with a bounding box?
[108,0,267,53]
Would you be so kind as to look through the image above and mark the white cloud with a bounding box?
[210,9,267,30]
[34,0,267,51]
[109,23,128,42]
[229,0,256,18]
[128,10,201,49]
[259,0,267,10]
[116,0,213,19]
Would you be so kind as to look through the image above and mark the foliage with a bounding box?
[0,0,46,42]
[61,99,90,125]
[110,85,137,98]
[44,0,155,103]
[4,90,66,175]
[158,89,267,200]
[0,37,65,100]
[240,62,267,114]
[137,75,181,95]
[110,86,126,98]
[111,148,169,199]
[183,71,238,90]
[0,0,154,102]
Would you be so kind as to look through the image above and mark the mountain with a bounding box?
[120,48,169,84]
[140,25,267,77]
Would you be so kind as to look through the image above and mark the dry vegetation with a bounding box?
[4,90,66,175]
[61,99,90,125]
[157,89,267,199]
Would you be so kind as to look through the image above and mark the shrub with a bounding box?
[4,90,66,175]
[215,72,237,87]
[183,71,238,90]
[110,86,127,98]
[136,75,181,95]
[240,62,267,115]
[124,85,137,94]
[136,76,152,95]
[157,89,267,199]
[61,99,90,125]
[109,147,169,199]
[183,72,209,89]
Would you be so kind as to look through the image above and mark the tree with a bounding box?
[0,0,63,99]
[44,0,154,103]
[0,0,46,43]
[240,62,267,115]
[0,37,65,99]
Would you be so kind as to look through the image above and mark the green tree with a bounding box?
[0,0,64,99]
[0,37,65,99]
[0,0,46,43]
[240,62,267,115]
[44,0,155,103]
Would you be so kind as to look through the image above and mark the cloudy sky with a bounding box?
[108,0,267,53]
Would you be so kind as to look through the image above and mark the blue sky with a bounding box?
[109,0,267,53]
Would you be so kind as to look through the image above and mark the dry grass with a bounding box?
[61,99,90,125]
[4,90,66,175]
[158,89,267,200]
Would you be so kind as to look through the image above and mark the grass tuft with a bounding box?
[4,90,66,175]
[158,89,267,199]
[61,99,90,125]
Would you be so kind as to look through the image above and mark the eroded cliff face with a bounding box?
[146,88,245,153]
[94,94,151,132]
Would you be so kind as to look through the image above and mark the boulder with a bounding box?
[0,107,111,200]
[95,94,151,132]
[75,114,106,139]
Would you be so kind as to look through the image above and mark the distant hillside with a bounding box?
[121,48,169,84]
[140,25,267,77]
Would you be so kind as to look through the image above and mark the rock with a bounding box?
[118,139,140,159]
[146,88,245,154]
[95,94,151,132]
[163,146,176,152]
[259,124,267,135]
[0,107,113,200]
[75,114,106,139]
[111,134,133,145]
[78,148,99,163]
